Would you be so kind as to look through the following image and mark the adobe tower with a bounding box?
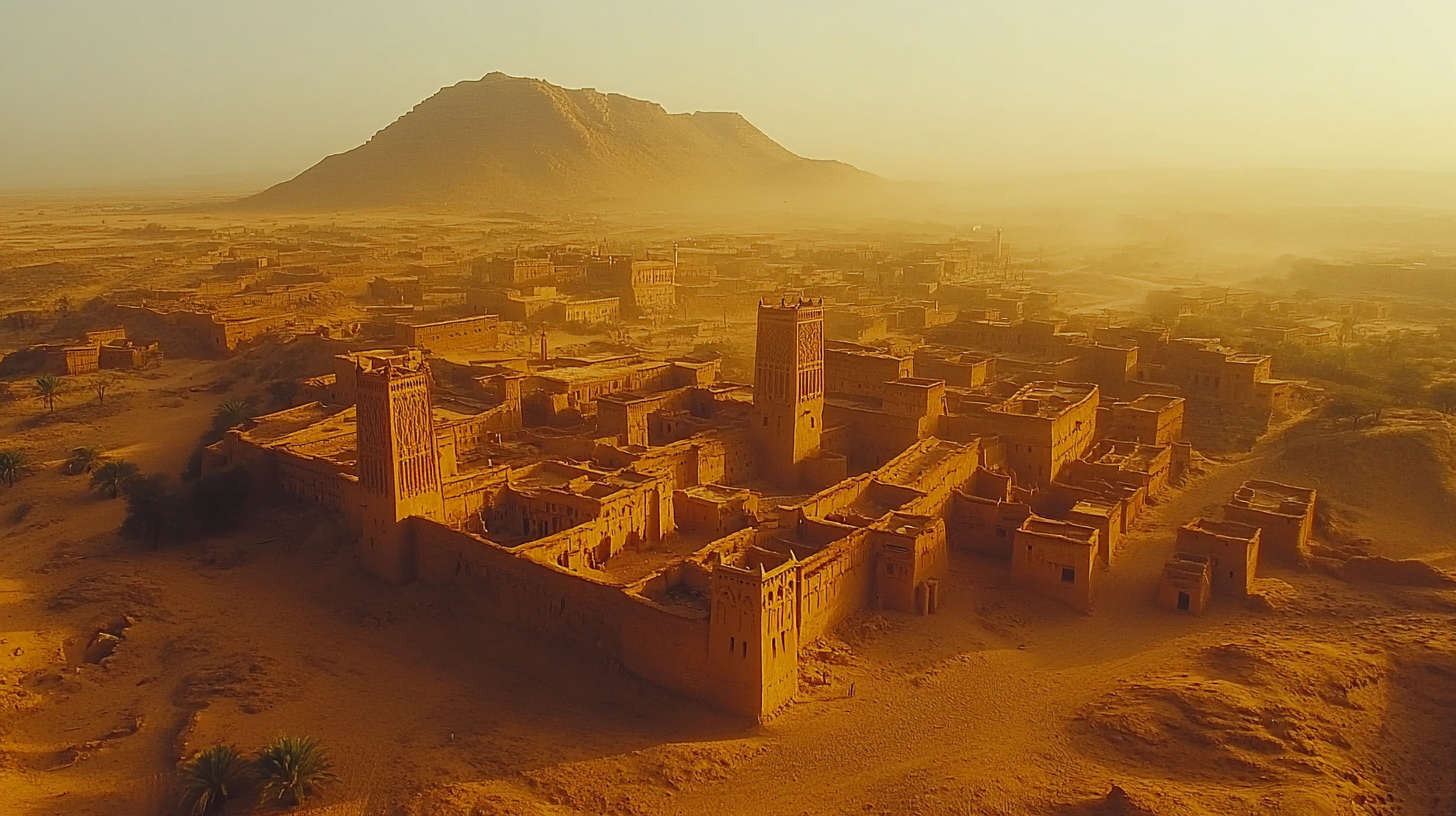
[752,297,825,487]
[708,551,800,720]
[356,355,444,583]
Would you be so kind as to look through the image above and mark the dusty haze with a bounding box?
[2,1,1455,191]
[4,5,1456,816]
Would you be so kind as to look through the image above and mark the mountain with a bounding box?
[240,72,878,212]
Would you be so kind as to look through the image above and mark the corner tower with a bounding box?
[708,551,800,720]
[752,297,824,488]
[356,354,444,583]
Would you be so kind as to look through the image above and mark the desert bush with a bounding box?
[179,743,251,815]
[67,446,108,475]
[255,734,336,808]
[1428,380,1456,414]
[121,474,183,548]
[92,459,140,499]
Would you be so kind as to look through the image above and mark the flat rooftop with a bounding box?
[1126,394,1184,411]
[533,360,667,385]
[1020,517,1098,545]
[1229,480,1316,514]
[1183,517,1262,541]
[996,381,1097,418]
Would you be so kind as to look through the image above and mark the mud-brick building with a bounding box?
[913,347,993,389]
[473,256,555,287]
[396,315,497,353]
[587,257,676,317]
[44,344,100,375]
[1175,518,1260,597]
[824,341,912,397]
[1097,394,1185,445]
[1158,339,1299,410]
[1068,440,1173,500]
[952,381,1100,487]
[1223,480,1316,563]
[1012,516,1100,613]
[529,356,720,422]
[946,468,1032,558]
[1157,552,1212,615]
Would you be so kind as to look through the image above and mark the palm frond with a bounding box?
[255,734,337,808]
[179,743,250,815]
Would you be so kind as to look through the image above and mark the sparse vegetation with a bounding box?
[91,459,140,499]
[254,734,337,808]
[90,372,121,405]
[178,743,251,816]
[1428,380,1456,414]
[33,374,64,413]
[184,397,260,481]
[1260,332,1456,415]
[0,449,28,487]
[67,446,107,475]
[120,474,181,548]
[1324,388,1382,430]
[215,397,256,430]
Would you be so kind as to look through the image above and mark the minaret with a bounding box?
[752,297,824,488]
[355,356,444,583]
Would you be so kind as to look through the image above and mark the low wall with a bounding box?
[411,519,720,708]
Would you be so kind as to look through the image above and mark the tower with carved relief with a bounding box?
[356,355,444,583]
[752,297,825,487]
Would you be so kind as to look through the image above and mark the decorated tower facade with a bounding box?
[355,355,444,583]
[752,297,825,488]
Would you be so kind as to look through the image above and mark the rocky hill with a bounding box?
[241,72,877,212]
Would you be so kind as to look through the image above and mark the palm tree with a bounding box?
[67,446,107,475]
[179,743,251,816]
[91,459,140,499]
[213,398,255,430]
[0,450,26,487]
[34,375,64,413]
[255,735,336,808]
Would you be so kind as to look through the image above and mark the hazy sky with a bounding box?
[1,0,1453,190]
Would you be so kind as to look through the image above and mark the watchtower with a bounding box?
[708,550,799,720]
[356,355,444,583]
[752,297,824,487]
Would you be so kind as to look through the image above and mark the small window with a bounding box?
[1229,571,1235,579]
[1061,567,1076,583]
[729,637,735,654]
[997,528,1008,538]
